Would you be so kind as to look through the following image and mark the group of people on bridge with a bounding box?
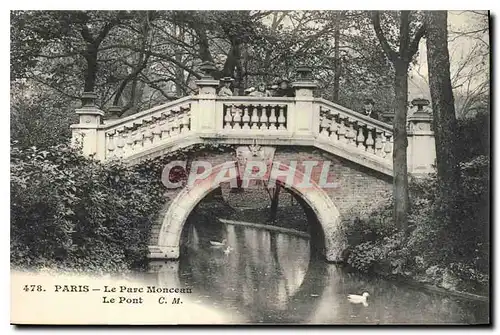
[217,77,295,98]
[216,77,385,123]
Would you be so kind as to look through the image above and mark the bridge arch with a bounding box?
[156,161,345,262]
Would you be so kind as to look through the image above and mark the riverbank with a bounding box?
[340,263,489,303]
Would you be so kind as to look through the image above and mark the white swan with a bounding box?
[209,239,227,248]
[347,292,370,306]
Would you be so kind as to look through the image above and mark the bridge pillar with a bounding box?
[194,62,220,133]
[407,98,436,175]
[106,105,122,121]
[70,92,105,160]
[292,66,318,138]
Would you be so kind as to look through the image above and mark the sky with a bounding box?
[408,10,489,101]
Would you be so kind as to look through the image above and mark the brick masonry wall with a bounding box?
[272,147,392,219]
[149,146,392,245]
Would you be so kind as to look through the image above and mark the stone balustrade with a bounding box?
[316,98,394,165]
[217,97,294,134]
[71,84,434,176]
[103,97,192,160]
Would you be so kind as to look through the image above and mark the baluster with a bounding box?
[259,105,269,130]
[384,133,393,158]
[116,130,125,157]
[124,127,134,153]
[319,107,330,137]
[320,113,331,138]
[135,126,145,148]
[366,126,375,154]
[106,132,115,158]
[181,111,190,133]
[166,115,174,136]
[171,111,180,135]
[277,105,286,130]
[356,122,365,149]
[152,119,162,143]
[268,105,277,130]
[337,117,346,143]
[177,110,186,133]
[250,105,260,130]
[143,122,153,147]
[224,105,233,130]
[374,130,383,156]
[233,107,242,130]
[242,106,250,130]
[378,132,387,157]
[328,114,338,142]
[116,129,127,157]
[344,119,355,145]
[128,129,137,151]
[160,118,169,139]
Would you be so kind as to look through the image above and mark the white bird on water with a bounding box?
[347,292,370,307]
[209,239,227,248]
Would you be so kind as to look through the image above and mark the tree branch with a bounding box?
[407,23,426,61]
[371,11,399,63]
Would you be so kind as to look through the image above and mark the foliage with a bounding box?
[11,82,77,149]
[10,142,236,273]
[345,155,489,294]
[11,10,396,115]
[456,111,490,161]
[10,144,166,273]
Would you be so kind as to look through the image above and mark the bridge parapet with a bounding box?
[70,91,434,177]
[316,98,394,168]
[217,96,294,135]
[102,96,193,160]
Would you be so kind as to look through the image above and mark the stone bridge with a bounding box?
[71,71,435,262]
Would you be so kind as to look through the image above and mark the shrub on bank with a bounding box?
[344,155,489,294]
[10,142,236,273]
[10,144,166,273]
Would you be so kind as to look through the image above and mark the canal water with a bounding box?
[146,221,489,324]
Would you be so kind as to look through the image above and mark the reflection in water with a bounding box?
[149,222,488,324]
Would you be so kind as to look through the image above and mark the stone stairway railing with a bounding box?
[315,98,394,174]
[71,76,435,176]
[102,96,193,161]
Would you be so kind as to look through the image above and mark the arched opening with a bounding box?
[156,162,344,262]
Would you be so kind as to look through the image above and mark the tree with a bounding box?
[371,11,426,234]
[12,10,398,125]
[425,11,461,221]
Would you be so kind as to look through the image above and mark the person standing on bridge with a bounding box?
[274,79,295,97]
[249,82,272,97]
[218,77,234,96]
[363,98,380,120]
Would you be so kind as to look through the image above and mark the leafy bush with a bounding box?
[344,155,489,294]
[345,198,396,246]
[10,141,237,273]
[456,111,490,162]
[11,144,166,273]
[11,83,78,149]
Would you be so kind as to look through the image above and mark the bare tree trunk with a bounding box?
[83,44,98,93]
[426,10,462,251]
[371,11,425,236]
[113,53,149,106]
[393,62,410,234]
[174,25,185,96]
[333,13,341,102]
[425,11,461,199]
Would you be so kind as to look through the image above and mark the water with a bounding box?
[147,222,489,324]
